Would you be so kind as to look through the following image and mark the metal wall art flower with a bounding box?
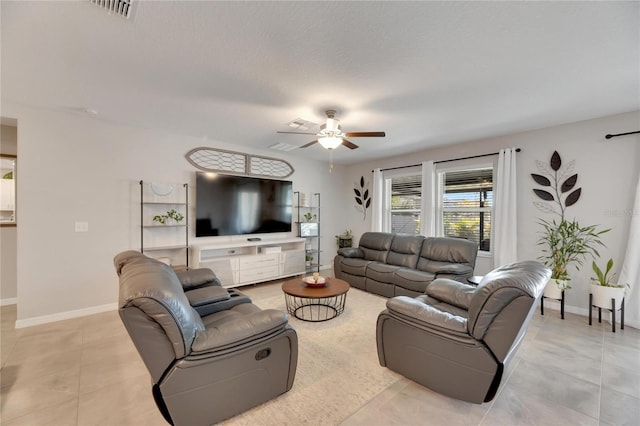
[354,176,371,220]
[531,150,581,219]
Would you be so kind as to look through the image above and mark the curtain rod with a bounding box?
[373,148,521,173]
[605,130,640,139]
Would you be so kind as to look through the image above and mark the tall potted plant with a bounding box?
[537,218,608,298]
[532,151,609,298]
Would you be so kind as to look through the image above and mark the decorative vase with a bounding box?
[590,284,625,309]
[543,278,567,299]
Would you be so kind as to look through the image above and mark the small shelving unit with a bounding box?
[140,180,189,268]
[294,191,320,273]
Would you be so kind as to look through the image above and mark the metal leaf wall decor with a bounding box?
[354,176,371,220]
[531,150,581,219]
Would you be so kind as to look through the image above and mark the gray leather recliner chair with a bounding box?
[376,260,550,404]
[114,251,298,425]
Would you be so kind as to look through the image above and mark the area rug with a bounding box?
[222,285,401,425]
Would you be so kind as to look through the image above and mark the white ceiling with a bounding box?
[2,1,639,165]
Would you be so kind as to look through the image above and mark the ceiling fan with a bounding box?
[277,110,386,150]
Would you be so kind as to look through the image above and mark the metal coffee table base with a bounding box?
[284,293,347,322]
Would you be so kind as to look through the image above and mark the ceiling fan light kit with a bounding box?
[319,136,342,150]
[277,109,386,152]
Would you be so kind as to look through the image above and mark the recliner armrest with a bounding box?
[432,263,473,276]
[337,247,364,258]
[386,296,468,334]
[186,286,230,307]
[426,279,476,310]
[191,309,289,354]
[175,268,221,290]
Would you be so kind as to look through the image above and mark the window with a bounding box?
[390,174,421,234]
[439,168,493,252]
[378,164,494,252]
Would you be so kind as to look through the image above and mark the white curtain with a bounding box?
[420,161,436,236]
[371,168,384,231]
[493,148,518,267]
[618,172,640,328]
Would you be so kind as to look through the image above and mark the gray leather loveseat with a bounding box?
[334,232,478,297]
[114,251,298,425]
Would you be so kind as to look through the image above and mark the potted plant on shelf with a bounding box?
[305,254,314,268]
[303,212,317,222]
[590,258,626,309]
[153,209,184,225]
[537,218,608,298]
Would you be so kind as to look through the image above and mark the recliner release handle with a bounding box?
[255,348,271,361]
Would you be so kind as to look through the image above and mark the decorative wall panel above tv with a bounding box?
[185,147,294,178]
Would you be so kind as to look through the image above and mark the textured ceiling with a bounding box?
[2,1,639,164]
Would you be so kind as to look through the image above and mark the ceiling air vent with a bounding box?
[90,0,135,19]
[286,118,317,131]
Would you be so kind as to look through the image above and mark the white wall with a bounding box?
[0,124,18,304]
[340,111,640,316]
[9,105,345,326]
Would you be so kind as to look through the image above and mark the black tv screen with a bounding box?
[195,173,293,237]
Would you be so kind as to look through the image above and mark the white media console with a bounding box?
[192,238,306,288]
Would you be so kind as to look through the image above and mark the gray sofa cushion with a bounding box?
[386,234,425,268]
[386,295,469,335]
[193,306,289,354]
[359,232,394,262]
[367,262,401,283]
[393,268,436,293]
[417,237,477,273]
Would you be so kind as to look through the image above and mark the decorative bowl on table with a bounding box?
[303,275,327,287]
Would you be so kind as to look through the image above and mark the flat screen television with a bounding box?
[195,172,293,237]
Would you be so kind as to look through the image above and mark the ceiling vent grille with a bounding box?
[90,0,135,19]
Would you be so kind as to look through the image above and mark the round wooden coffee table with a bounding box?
[282,277,350,322]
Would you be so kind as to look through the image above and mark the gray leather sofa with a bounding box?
[114,251,298,425]
[376,260,550,403]
[334,232,478,297]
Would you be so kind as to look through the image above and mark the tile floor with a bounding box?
[1,282,639,425]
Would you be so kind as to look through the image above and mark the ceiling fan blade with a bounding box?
[341,139,359,150]
[277,131,319,136]
[299,140,318,148]
[344,131,386,138]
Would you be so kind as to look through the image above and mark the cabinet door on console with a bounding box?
[281,250,305,276]
[199,258,239,288]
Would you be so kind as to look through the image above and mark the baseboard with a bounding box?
[319,264,333,272]
[0,297,17,306]
[540,299,639,329]
[14,302,118,329]
[541,299,589,317]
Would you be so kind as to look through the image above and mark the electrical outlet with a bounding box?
[75,222,89,232]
